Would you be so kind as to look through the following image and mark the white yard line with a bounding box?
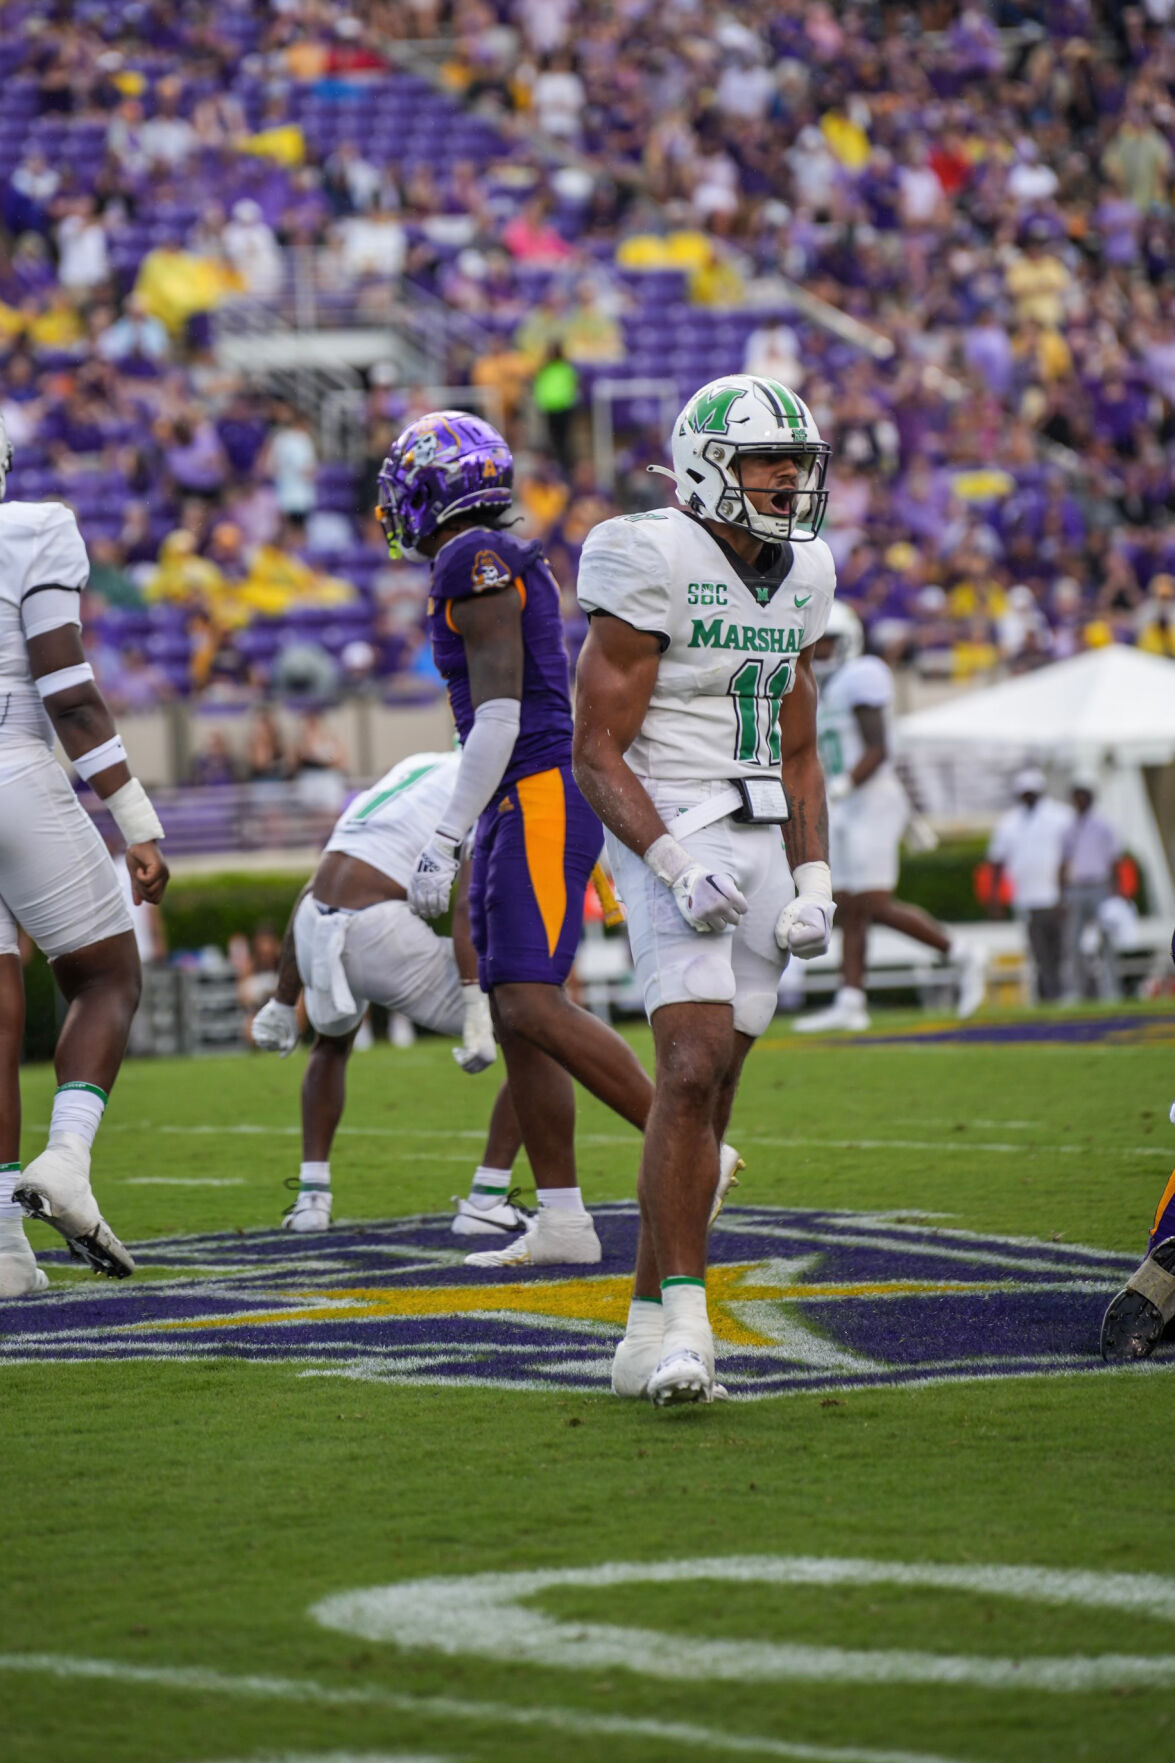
[0,1651,966,1763]
[70,1121,1175,1159]
[121,1178,247,1187]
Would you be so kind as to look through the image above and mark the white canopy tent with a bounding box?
[898,646,1175,920]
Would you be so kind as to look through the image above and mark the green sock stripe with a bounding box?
[471,1182,509,1196]
[56,1081,108,1104]
[633,1294,662,1306]
[661,1276,706,1290]
[299,1181,330,1193]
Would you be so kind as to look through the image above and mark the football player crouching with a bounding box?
[251,748,530,1238]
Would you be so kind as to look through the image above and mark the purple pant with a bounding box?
[469,764,603,990]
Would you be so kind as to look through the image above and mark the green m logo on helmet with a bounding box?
[685,384,746,435]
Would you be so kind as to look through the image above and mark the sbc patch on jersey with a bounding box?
[471,549,512,593]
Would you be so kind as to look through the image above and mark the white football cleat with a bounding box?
[464,1209,602,1268]
[451,1192,533,1237]
[611,1330,662,1398]
[648,1315,719,1407]
[0,1220,49,1297]
[711,1143,743,1226]
[794,989,870,1034]
[955,943,987,1020]
[648,1348,719,1407]
[281,1187,332,1232]
[14,1134,134,1279]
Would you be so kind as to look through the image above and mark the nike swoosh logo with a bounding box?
[794,594,812,607]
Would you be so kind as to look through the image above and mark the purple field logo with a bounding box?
[0,1205,1141,1398]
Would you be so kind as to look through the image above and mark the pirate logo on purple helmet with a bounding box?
[376,409,513,560]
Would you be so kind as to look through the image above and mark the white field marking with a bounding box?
[312,1555,1175,1694]
[0,1652,967,1763]
[121,1178,247,1187]
[201,1754,447,1763]
[711,1219,1127,1277]
[894,1119,1039,1130]
[63,1118,1175,1158]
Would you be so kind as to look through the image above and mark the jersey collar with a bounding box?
[683,510,795,607]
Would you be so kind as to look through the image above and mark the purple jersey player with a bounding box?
[376,411,657,1270]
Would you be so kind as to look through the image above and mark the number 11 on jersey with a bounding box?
[728,658,792,766]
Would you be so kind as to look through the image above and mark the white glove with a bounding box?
[408,833,461,920]
[251,997,299,1056]
[775,860,836,959]
[644,833,747,934]
[453,984,496,1074]
[1169,1100,1175,1127]
[672,864,748,933]
[826,773,852,803]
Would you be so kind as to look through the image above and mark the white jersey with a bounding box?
[0,500,88,776]
[324,750,459,886]
[817,654,895,787]
[577,507,835,782]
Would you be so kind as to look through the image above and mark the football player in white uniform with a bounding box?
[574,374,837,1405]
[0,416,168,1295]
[251,750,527,1236]
[797,602,986,1033]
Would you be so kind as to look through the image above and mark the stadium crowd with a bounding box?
[0,0,1173,743]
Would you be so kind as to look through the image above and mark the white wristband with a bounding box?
[36,662,94,700]
[793,860,833,901]
[73,734,127,780]
[106,778,164,846]
[643,833,692,889]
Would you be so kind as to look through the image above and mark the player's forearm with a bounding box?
[851,746,886,787]
[47,685,131,797]
[781,746,829,872]
[451,864,478,984]
[435,698,521,844]
[573,737,665,859]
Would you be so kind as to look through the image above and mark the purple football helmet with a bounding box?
[376,410,513,560]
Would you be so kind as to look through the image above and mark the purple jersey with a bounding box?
[427,527,573,787]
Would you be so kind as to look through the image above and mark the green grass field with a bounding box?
[5,1010,1175,1763]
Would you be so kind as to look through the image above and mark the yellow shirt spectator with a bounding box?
[821,110,870,171]
[134,246,241,334]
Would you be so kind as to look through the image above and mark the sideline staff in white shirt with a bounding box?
[1061,778,1121,1001]
[987,767,1074,1002]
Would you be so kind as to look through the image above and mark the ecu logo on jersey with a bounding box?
[471,549,512,593]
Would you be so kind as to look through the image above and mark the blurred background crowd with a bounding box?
[1,0,1173,787]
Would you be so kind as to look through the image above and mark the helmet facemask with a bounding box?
[717,442,830,543]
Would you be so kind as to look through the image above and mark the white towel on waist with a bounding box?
[305,905,358,1022]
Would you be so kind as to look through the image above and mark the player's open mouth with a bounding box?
[769,492,795,512]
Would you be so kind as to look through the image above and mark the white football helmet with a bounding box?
[813,599,864,682]
[651,374,830,542]
[0,411,10,502]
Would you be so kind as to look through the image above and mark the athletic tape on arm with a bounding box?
[105,778,164,846]
[435,697,521,843]
[35,662,94,700]
[72,734,127,781]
